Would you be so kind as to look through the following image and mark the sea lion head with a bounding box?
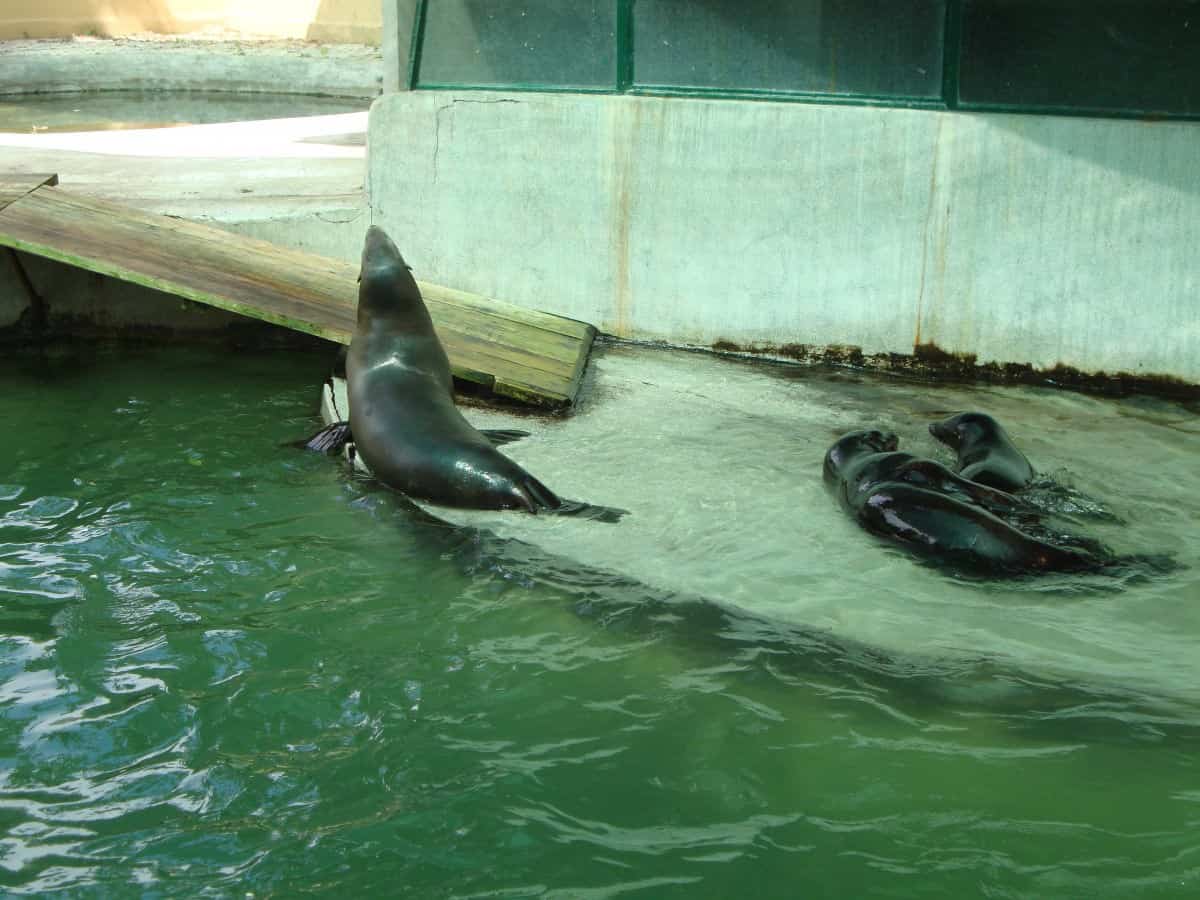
[357,226,426,328]
[928,411,999,450]
[823,429,899,487]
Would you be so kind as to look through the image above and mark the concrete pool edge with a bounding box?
[695,338,1200,402]
[1,37,383,99]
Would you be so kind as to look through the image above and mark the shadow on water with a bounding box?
[340,482,1200,749]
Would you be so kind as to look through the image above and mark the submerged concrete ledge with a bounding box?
[368,90,1200,386]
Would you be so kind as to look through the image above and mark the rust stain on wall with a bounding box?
[608,102,644,339]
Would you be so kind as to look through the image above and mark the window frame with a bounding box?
[406,0,1200,123]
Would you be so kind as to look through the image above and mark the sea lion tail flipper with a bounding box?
[516,477,629,523]
[481,429,531,447]
[547,499,629,524]
[298,421,353,454]
[1100,552,1183,579]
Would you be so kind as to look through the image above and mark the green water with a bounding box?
[2,345,1199,898]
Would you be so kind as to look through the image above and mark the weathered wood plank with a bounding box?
[0,183,594,407]
[0,174,58,213]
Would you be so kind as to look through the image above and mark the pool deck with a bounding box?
[0,110,370,262]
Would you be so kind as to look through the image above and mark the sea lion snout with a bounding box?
[928,419,956,444]
[928,411,1034,492]
[360,226,411,280]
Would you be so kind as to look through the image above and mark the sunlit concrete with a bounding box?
[368,90,1200,383]
[0,109,369,281]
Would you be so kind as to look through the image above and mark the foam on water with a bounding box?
[433,342,1200,707]
[2,343,1199,897]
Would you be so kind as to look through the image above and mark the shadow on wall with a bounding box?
[982,113,1200,199]
[306,0,382,45]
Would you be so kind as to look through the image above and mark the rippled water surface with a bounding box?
[2,343,1199,898]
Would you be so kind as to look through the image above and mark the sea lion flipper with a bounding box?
[546,500,629,524]
[944,474,1033,517]
[301,421,352,454]
[514,475,628,523]
[480,429,530,447]
[894,458,1033,517]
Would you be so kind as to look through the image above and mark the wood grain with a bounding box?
[0,174,58,213]
[0,182,593,407]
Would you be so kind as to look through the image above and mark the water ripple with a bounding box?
[0,345,1197,897]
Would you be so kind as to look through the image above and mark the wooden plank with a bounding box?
[0,174,58,213]
[0,184,593,408]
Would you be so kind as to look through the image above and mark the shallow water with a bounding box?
[449,344,1200,707]
[0,92,366,133]
[2,344,1199,898]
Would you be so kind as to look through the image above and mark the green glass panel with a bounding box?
[959,1,1200,116]
[632,0,946,99]
[417,0,618,89]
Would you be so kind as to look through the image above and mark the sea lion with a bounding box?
[823,429,1106,575]
[928,411,1035,492]
[308,226,624,521]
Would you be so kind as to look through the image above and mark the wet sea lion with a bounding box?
[929,411,1035,492]
[823,429,1106,575]
[308,226,624,521]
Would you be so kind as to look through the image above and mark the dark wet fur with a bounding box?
[295,400,626,521]
[929,411,1035,493]
[823,429,1167,578]
[325,225,626,521]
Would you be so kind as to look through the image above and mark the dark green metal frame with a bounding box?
[405,0,1200,123]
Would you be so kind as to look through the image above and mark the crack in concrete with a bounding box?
[433,98,521,183]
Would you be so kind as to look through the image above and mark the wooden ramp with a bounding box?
[0,173,594,408]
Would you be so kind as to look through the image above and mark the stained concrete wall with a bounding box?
[367,91,1200,382]
[0,0,381,44]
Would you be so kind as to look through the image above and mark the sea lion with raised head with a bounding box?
[928,411,1035,492]
[823,429,1107,575]
[307,226,624,521]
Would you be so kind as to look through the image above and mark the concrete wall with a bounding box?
[0,0,381,44]
[367,91,1200,382]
